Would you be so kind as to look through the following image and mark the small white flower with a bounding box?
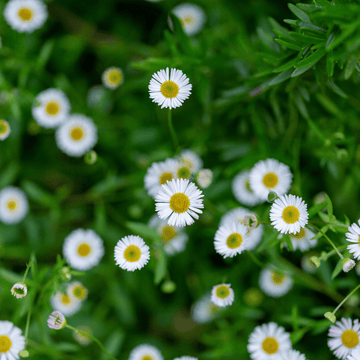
[47,311,66,330]
[102,67,124,90]
[343,259,356,273]
[128,344,163,360]
[259,268,293,298]
[219,207,263,251]
[4,0,47,33]
[66,281,88,302]
[55,114,98,157]
[211,283,234,308]
[346,220,360,260]
[148,215,188,256]
[277,349,307,360]
[51,292,81,317]
[148,67,192,109]
[155,179,204,227]
[0,186,29,224]
[114,235,150,271]
[301,255,317,274]
[191,294,221,324]
[180,150,203,173]
[286,227,317,251]
[174,357,198,360]
[171,3,206,36]
[347,347,360,360]
[63,229,104,271]
[214,221,249,258]
[73,326,92,346]
[0,120,11,140]
[32,89,70,128]
[232,170,263,207]
[249,159,293,201]
[0,320,25,358]
[247,322,292,360]
[270,194,309,235]
[328,318,360,359]
[175,162,193,181]
[144,158,179,198]
[196,169,212,189]
[10,283,27,299]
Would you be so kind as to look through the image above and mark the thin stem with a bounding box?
[333,284,360,315]
[168,109,179,151]
[24,293,35,347]
[21,259,33,284]
[320,244,347,261]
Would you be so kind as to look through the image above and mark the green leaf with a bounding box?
[0,163,19,189]
[344,56,357,80]
[326,22,359,51]
[36,39,55,71]
[331,259,343,280]
[290,327,310,345]
[267,68,293,86]
[163,30,180,57]
[283,235,294,251]
[291,64,313,77]
[289,32,325,44]
[273,56,298,73]
[169,13,196,56]
[21,180,56,207]
[154,252,167,285]
[268,17,292,39]
[275,38,302,51]
[288,4,311,23]
[294,47,326,69]
[325,194,333,218]
[0,268,23,283]
[125,222,160,241]
[312,225,329,240]
[327,78,348,99]
[326,50,334,77]
[296,4,324,12]
[308,202,327,217]
[100,330,125,360]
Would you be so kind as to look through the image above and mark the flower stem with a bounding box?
[332,284,360,315]
[168,109,179,151]
[21,259,33,284]
[24,293,34,348]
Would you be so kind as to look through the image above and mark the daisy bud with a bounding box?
[324,312,336,323]
[347,294,360,307]
[47,311,66,330]
[11,283,27,299]
[0,119,11,140]
[161,280,177,293]
[342,258,356,273]
[60,266,72,281]
[244,214,259,230]
[196,169,213,189]
[19,350,29,358]
[310,256,321,268]
[267,191,278,203]
[84,150,97,165]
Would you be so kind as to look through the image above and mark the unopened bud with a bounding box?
[310,256,321,268]
[11,283,27,299]
[161,280,176,293]
[60,267,71,281]
[343,258,356,273]
[19,350,29,358]
[324,312,336,323]
[267,191,278,203]
[196,169,213,189]
[244,214,259,230]
[47,311,66,330]
[84,150,97,165]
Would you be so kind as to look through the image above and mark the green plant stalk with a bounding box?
[168,109,179,151]
[332,284,360,315]
[320,244,347,261]
[24,293,35,348]
[21,258,33,284]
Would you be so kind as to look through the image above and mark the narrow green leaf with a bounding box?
[326,50,334,76]
[268,17,292,39]
[164,30,180,57]
[275,38,302,51]
[0,163,19,189]
[125,222,160,241]
[325,194,333,218]
[268,68,293,86]
[154,252,167,285]
[100,330,125,360]
[21,180,55,207]
[294,47,326,69]
[308,202,327,217]
[291,64,313,77]
[331,259,343,280]
[344,56,356,80]
[273,56,298,73]
[289,32,325,44]
[326,23,359,51]
[36,39,55,71]
[327,78,348,99]
[296,4,323,12]
[288,4,311,23]
[290,327,310,345]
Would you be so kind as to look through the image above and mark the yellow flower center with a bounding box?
[169,193,190,213]
[124,245,141,262]
[141,356,154,360]
[160,81,179,98]
[216,285,230,299]
[272,271,285,284]
[0,335,12,353]
[209,303,220,314]
[182,15,193,24]
[282,206,300,224]
[177,166,191,179]
[160,172,173,185]
[226,233,243,249]
[70,127,84,141]
[107,70,122,85]
[7,200,17,211]
[262,172,278,188]
[61,294,71,304]
[341,329,359,348]
[77,243,91,257]
[18,8,33,21]
[73,286,86,300]
[162,226,177,242]
[45,102,60,116]
[0,121,8,135]
[291,228,306,239]
[262,337,279,354]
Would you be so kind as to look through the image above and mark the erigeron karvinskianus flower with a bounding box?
[328,318,360,359]
[249,159,293,201]
[73,326,92,346]
[259,268,293,298]
[128,344,163,360]
[0,186,29,225]
[47,311,66,330]
[278,349,307,360]
[148,68,192,109]
[270,194,308,235]
[51,292,81,317]
[102,67,124,90]
[10,283,27,299]
[346,220,360,260]
[66,281,88,302]
[211,283,234,308]
[171,3,206,36]
[155,179,204,227]
[287,227,317,251]
[247,322,292,360]
[4,0,48,33]
[196,169,213,189]
[179,150,203,174]
[343,258,356,273]
[301,255,317,274]
[191,294,221,324]
[114,235,150,271]
[32,89,70,128]
[232,170,263,207]
[0,120,11,140]
[0,320,25,358]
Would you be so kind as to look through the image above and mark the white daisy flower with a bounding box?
[47,311,66,330]
[214,221,249,258]
[286,227,317,251]
[328,318,360,359]
[144,158,179,198]
[128,344,163,360]
[0,120,11,140]
[249,159,293,201]
[171,3,206,36]
[232,170,263,207]
[347,347,360,360]
[191,294,221,324]
[346,220,360,260]
[211,283,234,308]
[259,268,293,298]
[55,114,98,157]
[0,320,25,358]
[247,322,292,360]
[51,292,81,317]
[155,179,204,227]
[219,207,263,251]
[278,350,307,360]
[148,215,188,256]
[148,67,192,109]
[73,326,92,346]
[4,0,47,33]
[179,150,203,173]
[175,162,193,181]
[63,229,104,271]
[270,194,309,235]
[174,357,198,360]
[32,89,70,128]
[10,283,27,299]
[102,67,124,90]
[114,235,150,271]
[66,281,88,302]
[343,258,356,273]
[196,169,212,189]
[0,186,29,225]
[301,255,317,274]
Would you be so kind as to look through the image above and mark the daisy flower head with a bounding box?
[51,292,81,317]
[179,150,203,174]
[63,229,104,271]
[10,283,27,299]
[148,215,188,255]
[191,294,221,324]
[346,220,360,260]
[47,311,66,330]
[196,169,212,189]
[73,326,92,346]
[232,170,263,207]
[249,159,293,201]
[278,349,307,360]
[0,186,29,225]
[288,227,317,251]
[214,221,249,258]
[347,347,360,360]
[0,320,25,358]
[328,318,360,359]
[144,158,179,198]
[211,283,234,308]
[171,3,206,36]
[175,161,193,181]
[155,179,204,227]
[102,67,124,90]
[148,67,192,109]
[128,344,163,360]
[66,281,88,302]
[301,255,317,274]
[0,120,11,140]
[259,268,293,298]
[4,0,47,33]
[343,258,356,273]
[270,194,309,235]
[248,322,292,360]
[55,114,98,157]
[114,235,150,271]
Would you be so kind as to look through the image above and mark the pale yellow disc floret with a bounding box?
[70,127,84,141]
[216,285,230,299]
[341,329,359,348]
[291,228,306,239]
[0,335,12,353]
[0,121,9,135]
[282,206,300,224]
[162,226,177,242]
[169,193,190,213]
[45,102,60,116]
[7,200,17,211]
[160,81,179,98]
[272,271,285,284]
[160,172,173,185]
[124,245,141,262]
[18,8,33,21]
[262,337,279,354]
[77,243,91,257]
[226,233,243,249]
[262,172,278,188]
